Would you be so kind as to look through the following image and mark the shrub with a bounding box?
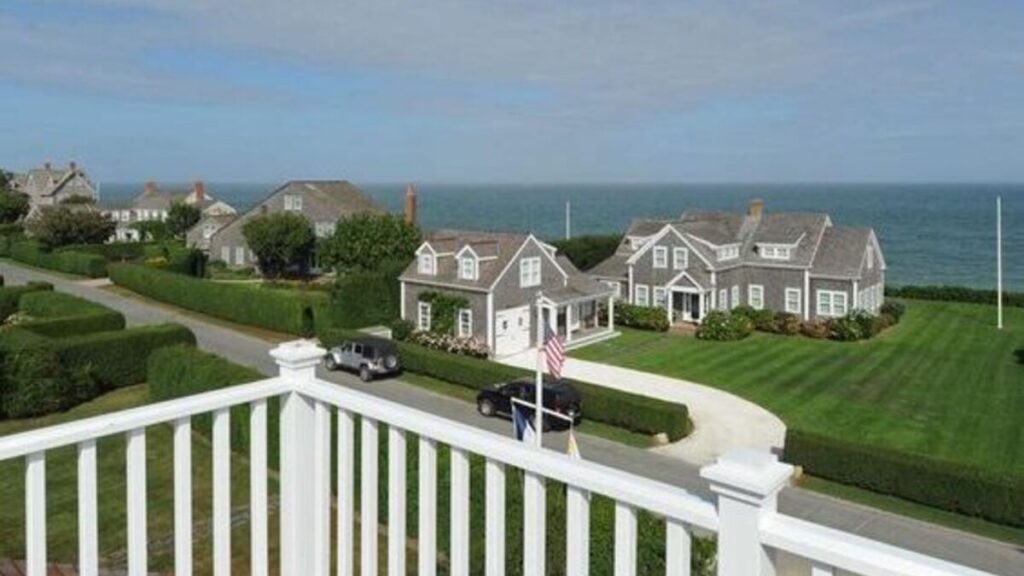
[826,310,879,342]
[873,313,896,334]
[109,263,327,336]
[328,261,405,329]
[55,323,195,391]
[0,282,53,321]
[613,302,670,332]
[1015,348,1024,365]
[60,242,152,262]
[409,331,489,358]
[389,318,415,341]
[16,290,125,337]
[9,240,108,277]
[800,320,829,339]
[0,343,79,418]
[785,429,1024,527]
[25,205,115,248]
[696,311,752,341]
[880,301,906,322]
[773,312,801,335]
[751,309,776,332]
[887,285,1024,308]
[551,234,623,271]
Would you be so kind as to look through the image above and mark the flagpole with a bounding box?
[565,200,571,240]
[535,291,545,447]
[997,196,1003,330]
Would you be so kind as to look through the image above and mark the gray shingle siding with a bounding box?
[402,283,489,342]
[491,240,567,348]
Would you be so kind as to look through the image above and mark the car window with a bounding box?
[353,343,363,355]
[341,343,352,353]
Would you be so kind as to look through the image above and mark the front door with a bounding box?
[687,293,701,321]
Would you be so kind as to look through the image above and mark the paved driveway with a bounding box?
[500,350,786,465]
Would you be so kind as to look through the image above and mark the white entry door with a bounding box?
[494,305,531,356]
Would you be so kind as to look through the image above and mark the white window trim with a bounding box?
[673,247,688,270]
[418,302,432,331]
[718,288,728,311]
[816,290,848,317]
[866,247,874,270]
[760,244,792,260]
[284,194,303,211]
[717,245,740,261]
[519,257,542,288]
[459,256,478,281]
[635,284,650,307]
[457,308,473,338]
[652,246,668,269]
[220,246,230,262]
[653,286,667,308]
[748,285,764,310]
[731,286,740,309]
[234,246,246,266]
[418,253,435,275]
[784,288,802,314]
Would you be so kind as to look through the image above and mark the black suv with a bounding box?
[324,337,401,381]
[476,378,582,430]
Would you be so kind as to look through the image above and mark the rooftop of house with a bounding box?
[401,228,532,289]
[19,161,94,197]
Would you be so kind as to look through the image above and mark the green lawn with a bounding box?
[574,299,1024,477]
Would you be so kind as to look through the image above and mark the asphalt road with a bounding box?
[2,261,1020,575]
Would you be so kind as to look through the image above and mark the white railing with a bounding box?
[0,340,997,576]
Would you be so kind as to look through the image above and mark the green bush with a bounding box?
[1015,348,1024,365]
[59,242,152,262]
[15,290,125,337]
[880,301,906,322]
[56,323,195,391]
[799,320,829,339]
[9,240,107,277]
[613,302,670,332]
[773,312,801,335]
[551,234,623,271]
[109,263,327,336]
[696,311,752,341]
[785,429,1024,527]
[887,285,1024,308]
[389,318,415,341]
[328,260,405,329]
[0,282,53,321]
[0,343,84,418]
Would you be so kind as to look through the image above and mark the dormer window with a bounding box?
[283,194,303,211]
[760,245,791,260]
[653,246,668,269]
[459,256,478,281]
[520,257,541,288]
[717,245,740,261]
[418,253,435,275]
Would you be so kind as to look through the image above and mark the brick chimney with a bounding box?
[69,161,77,172]
[404,184,418,226]
[194,180,205,202]
[748,198,764,219]
[145,181,157,194]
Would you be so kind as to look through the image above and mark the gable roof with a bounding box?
[22,164,95,198]
[810,226,874,279]
[400,229,530,290]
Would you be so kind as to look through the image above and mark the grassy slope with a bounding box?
[574,299,1024,476]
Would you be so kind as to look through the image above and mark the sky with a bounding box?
[1,0,1023,184]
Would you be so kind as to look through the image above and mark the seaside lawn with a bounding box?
[572,299,1024,478]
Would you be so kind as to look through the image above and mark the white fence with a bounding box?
[0,340,996,576]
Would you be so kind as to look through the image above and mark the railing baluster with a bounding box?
[314,401,332,575]
[213,409,231,576]
[523,471,546,575]
[126,427,148,576]
[811,562,835,576]
[418,437,437,576]
[566,485,589,576]
[484,459,505,576]
[388,427,408,576]
[614,501,637,576]
[450,447,470,576]
[250,401,268,576]
[665,520,691,576]
[361,417,379,576]
[78,440,98,576]
[173,418,193,576]
[25,451,45,576]
[337,408,355,576]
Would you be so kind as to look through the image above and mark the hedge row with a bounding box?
[109,263,327,336]
[60,242,158,262]
[785,430,1024,527]
[16,290,126,337]
[56,323,196,391]
[9,241,108,278]
[327,261,405,329]
[886,285,1024,308]
[320,327,690,440]
[613,302,670,332]
[0,282,53,321]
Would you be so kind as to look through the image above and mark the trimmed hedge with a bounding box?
[613,302,670,332]
[0,282,53,321]
[109,263,327,336]
[887,285,1024,308]
[9,241,108,277]
[16,290,125,337]
[785,429,1024,527]
[328,261,404,329]
[60,242,153,262]
[56,323,196,391]
[320,327,690,440]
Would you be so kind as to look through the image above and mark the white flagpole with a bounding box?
[997,196,1003,330]
[565,200,571,240]
[535,291,545,447]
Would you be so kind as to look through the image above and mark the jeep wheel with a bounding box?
[359,366,372,382]
[324,355,337,371]
[478,399,495,417]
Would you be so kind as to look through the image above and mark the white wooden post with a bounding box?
[565,305,573,343]
[701,450,793,576]
[608,295,615,332]
[272,340,326,576]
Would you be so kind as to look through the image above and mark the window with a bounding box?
[284,194,303,211]
[315,221,334,238]
[418,253,435,275]
[760,245,791,260]
[748,285,764,310]
[418,302,432,331]
[520,257,541,288]
[785,288,802,314]
[220,246,230,262]
[459,256,478,281]
[816,290,848,317]
[234,246,246,266]
[653,246,668,269]
[203,224,217,239]
[458,308,473,338]
[605,281,622,299]
[653,287,667,308]
[718,288,728,310]
[731,286,740,309]
[866,247,874,270]
[673,247,688,270]
[635,285,649,307]
[717,245,740,261]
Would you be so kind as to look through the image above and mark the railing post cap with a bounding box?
[270,339,326,369]
[700,449,793,501]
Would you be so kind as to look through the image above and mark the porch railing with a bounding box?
[0,340,995,576]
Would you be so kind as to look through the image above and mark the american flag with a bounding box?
[544,323,565,379]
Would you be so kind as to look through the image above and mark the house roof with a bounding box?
[400,229,531,290]
[587,253,629,280]
[287,180,384,216]
[678,211,746,246]
[22,165,94,197]
[810,226,872,278]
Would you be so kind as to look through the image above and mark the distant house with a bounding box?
[399,229,615,358]
[18,161,97,213]
[206,180,384,269]
[101,181,236,242]
[590,199,885,323]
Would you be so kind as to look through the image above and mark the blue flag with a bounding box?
[512,403,536,444]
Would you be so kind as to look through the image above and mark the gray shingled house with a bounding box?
[399,230,615,357]
[589,199,885,323]
[102,181,237,242]
[18,161,97,213]
[207,180,384,268]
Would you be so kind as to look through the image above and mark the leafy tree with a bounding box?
[26,206,116,248]
[59,195,96,205]
[0,190,30,224]
[133,219,170,242]
[552,233,623,271]
[0,169,12,190]
[166,201,202,238]
[322,212,421,273]
[242,212,315,278]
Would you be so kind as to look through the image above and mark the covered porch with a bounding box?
[541,283,618,350]
[667,272,710,325]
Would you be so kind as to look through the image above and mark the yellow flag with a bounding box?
[567,429,582,460]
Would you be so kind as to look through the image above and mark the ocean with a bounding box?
[98,183,1023,291]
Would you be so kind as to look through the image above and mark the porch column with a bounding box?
[565,305,573,344]
[608,296,615,332]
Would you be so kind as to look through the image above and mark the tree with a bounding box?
[132,219,170,242]
[322,212,421,273]
[0,190,30,224]
[26,206,116,248]
[166,201,201,239]
[552,233,623,271]
[242,212,315,278]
